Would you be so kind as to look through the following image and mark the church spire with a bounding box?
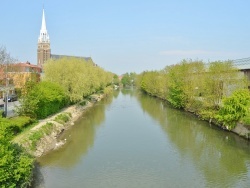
[37,7,51,66]
[38,8,50,43]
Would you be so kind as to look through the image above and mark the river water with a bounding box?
[35,89,250,188]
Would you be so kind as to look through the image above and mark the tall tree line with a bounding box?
[137,59,250,129]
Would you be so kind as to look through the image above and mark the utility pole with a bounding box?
[4,63,8,117]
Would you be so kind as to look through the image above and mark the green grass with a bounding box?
[241,114,250,129]
[28,122,54,151]
[79,100,88,106]
[0,116,36,136]
[54,112,71,124]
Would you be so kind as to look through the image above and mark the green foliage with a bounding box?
[103,86,113,96]
[137,59,249,127]
[168,86,186,108]
[79,100,88,106]
[29,131,44,151]
[203,61,245,109]
[139,71,168,99]
[216,89,250,130]
[0,116,34,135]
[165,60,206,109]
[0,110,4,118]
[241,114,250,127]
[113,74,120,85]
[0,126,34,187]
[199,109,218,122]
[121,72,136,87]
[28,122,54,151]
[44,58,113,102]
[17,81,69,119]
[54,113,71,124]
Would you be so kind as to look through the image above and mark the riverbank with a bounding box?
[13,94,105,158]
[151,93,250,140]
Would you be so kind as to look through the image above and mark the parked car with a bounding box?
[3,94,18,102]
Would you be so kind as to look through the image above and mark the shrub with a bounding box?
[54,113,71,124]
[17,81,69,119]
[28,122,54,151]
[79,100,88,106]
[216,89,250,130]
[0,116,34,135]
[0,126,34,187]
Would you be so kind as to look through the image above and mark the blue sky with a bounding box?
[1,1,250,74]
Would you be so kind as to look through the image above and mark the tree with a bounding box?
[137,59,248,122]
[121,72,137,87]
[43,58,113,103]
[113,74,120,85]
[203,61,245,109]
[0,46,17,116]
[0,46,15,67]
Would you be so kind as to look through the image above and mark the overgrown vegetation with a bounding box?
[16,81,69,119]
[137,59,249,130]
[121,72,136,87]
[43,57,114,102]
[216,89,250,130]
[103,86,113,96]
[54,112,71,124]
[0,116,34,135]
[28,122,54,151]
[0,120,34,187]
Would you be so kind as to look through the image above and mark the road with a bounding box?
[0,99,20,117]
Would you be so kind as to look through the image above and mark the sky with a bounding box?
[1,1,250,75]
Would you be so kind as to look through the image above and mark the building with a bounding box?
[37,9,51,67]
[50,54,96,65]
[0,62,42,97]
[50,54,93,62]
[37,8,94,69]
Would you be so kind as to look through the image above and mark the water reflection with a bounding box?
[37,96,113,168]
[136,91,250,187]
[35,90,250,187]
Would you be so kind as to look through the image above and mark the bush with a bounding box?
[241,115,250,127]
[17,81,69,119]
[29,122,54,151]
[0,116,34,135]
[0,126,34,187]
[216,89,250,130]
[54,113,71,124]
[79,100,88,106]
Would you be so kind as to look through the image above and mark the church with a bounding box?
[37,9,93,67]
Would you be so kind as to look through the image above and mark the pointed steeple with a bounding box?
[41,9,47,32]
[38,8,50,43]
[37,7,51,66]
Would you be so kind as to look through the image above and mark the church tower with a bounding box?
[37,8,50,67]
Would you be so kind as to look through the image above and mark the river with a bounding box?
[34,89,250,188]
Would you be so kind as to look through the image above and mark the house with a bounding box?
[0,62,42,97]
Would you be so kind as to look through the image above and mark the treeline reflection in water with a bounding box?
[34,89,250,187]
[136,91,250,187]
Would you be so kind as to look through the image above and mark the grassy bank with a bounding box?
[0,89,111,187]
